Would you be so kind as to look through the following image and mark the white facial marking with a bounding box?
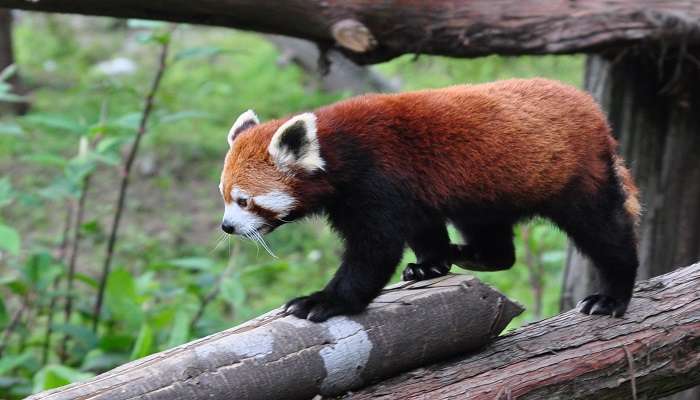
[253,191,296,216]
[228,109,259,146]
[268,112,325,172]
[222,187,264,234]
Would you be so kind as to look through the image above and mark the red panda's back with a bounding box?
[316,79,614,208]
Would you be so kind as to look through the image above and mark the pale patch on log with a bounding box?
[319,317,372,393]
[330,19,377,53]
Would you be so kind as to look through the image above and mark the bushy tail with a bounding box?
[613,154,641,227]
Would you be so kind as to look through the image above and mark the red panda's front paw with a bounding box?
[402,260,451,281]
[577,294,630,317]
[284,291,359,322]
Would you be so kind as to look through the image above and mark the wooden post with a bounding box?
[28,275,523,400]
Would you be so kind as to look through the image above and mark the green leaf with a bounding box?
[158,110,212,124]
[96,136,129,154]
[163,257,215,271]
[24,113,85,136]
[52,324,98,350]
[33,365,93,392]
[166,309,191,349]
[98,334,133,353]
[74,272,98,288]
[113,112,141,130]
[105,268,143,329]
[39,177,78,200]
[23,252,61,290]
[130,323,154,360]
[0,224,20,255]
[0,352,33,375]
[220,273,246,308]
[81,350,128,373]
[20,153,68,167]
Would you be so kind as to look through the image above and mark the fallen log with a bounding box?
[344,263,700,400]
[28,274,523,400]
[1,1,699,64]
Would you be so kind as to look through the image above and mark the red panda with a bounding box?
[219,78,641,322]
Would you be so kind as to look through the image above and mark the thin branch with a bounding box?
[92,29,174,332]
[41,204,74,365]
[59,173,91,359]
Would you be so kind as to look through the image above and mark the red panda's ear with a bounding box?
[228,110,259,146]
[268,112,325,173]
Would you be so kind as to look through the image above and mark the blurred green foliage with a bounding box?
[0,15,582,397]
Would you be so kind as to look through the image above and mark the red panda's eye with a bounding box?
[236,198,248,208]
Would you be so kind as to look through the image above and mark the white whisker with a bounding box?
[211,233,228,254]
[253,229,277,258]
[242,230,261,256]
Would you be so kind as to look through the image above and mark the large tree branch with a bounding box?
[27,275,523,400]
[2,1,700,64]
[347,263,700,400]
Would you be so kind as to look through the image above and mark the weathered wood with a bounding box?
[28,274,523,400]
[345,263,700,400]
[1,1,700,64]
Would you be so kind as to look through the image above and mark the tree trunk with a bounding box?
[28,274,523,400]
[562,49,700,399]
[0,8,27,115]
[0,1,699,64]
[346,263,700,400]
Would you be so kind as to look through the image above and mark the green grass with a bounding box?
[0,15,583,397]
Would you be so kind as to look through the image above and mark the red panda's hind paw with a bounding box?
[577,294,629,318]
[402,261,451,282]
[284,291,362,322]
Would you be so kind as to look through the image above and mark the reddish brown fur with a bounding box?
[224,79,638,217]
[314,79,621,208]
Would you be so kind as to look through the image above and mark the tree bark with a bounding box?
[1,2,699,64]
[28,274,523,400]
[562,49,700,399]
[0,8,27,114]
[345,263,700,400]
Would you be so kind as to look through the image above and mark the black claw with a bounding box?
[402,261,451,282]
[577,294,629,317]
[284,291,356,322]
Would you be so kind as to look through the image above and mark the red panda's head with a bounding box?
[219,110,327,236]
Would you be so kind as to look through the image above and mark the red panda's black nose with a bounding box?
[221,222,236,234]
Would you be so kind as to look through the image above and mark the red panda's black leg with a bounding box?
[403,222,453,281]
[284,212,405,322]
[449,222,516,272]
[546,177,639,317]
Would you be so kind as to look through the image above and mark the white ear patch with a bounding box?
[268,112,325,172]
[228,109,260,146]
